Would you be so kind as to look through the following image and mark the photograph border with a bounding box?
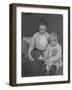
[9,3,70,86]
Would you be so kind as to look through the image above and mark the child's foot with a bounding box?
[49,65,57,75]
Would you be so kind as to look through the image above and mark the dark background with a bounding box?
[21,12,63,46]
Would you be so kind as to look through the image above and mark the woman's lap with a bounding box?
[22,57,44,77]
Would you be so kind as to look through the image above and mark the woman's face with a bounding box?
[39,25,46,34]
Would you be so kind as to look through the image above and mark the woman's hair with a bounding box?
[38,18,48,27]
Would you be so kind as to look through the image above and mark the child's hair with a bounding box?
[49,32,58,43]
[38,18,48,27]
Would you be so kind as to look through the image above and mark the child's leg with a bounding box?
[44,64,51,75]
[46,64,50,71]
[49,65,57,75]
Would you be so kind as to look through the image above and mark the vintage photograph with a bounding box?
[21,13,63,77]
[9,3,70,86]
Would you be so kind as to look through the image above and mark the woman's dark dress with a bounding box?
[22,51,45,77]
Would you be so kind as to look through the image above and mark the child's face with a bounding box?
[50,39,57,47]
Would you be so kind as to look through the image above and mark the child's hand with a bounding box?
[46,59,53,66]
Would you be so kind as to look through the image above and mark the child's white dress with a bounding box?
[44,43,63,71]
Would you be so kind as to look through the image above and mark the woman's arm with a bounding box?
[23,36,32,45]
[28,46,35,61]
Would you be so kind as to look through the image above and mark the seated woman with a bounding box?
[22,18,50,77]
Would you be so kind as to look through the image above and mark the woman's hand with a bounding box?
[28,55,35,61]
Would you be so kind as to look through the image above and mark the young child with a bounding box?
[44,32,63,75]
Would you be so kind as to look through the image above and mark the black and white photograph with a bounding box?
[21,13,63,77]
[9,3,70,86]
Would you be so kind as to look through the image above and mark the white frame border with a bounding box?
[16,6,68,84]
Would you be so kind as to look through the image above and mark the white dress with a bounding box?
[44,43,63,71]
